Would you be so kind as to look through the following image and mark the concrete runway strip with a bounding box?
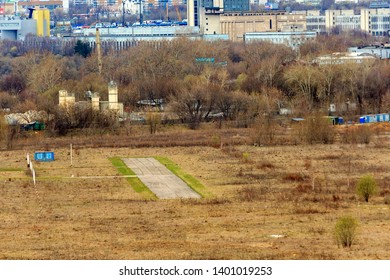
[121,158,201,199]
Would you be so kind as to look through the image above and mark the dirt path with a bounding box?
[121,157,201,199]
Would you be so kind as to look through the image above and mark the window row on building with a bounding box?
[187,3,390,40]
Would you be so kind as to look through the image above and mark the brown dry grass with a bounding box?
[1,126,390,260]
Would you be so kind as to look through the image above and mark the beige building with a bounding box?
[187,0,200,27]
[304,10,326,33]
[325,9,360,31]
[361,8,390,36]
[325,8,390,36]
[201,10,307,41]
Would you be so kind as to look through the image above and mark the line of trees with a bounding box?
[0,32,389,130]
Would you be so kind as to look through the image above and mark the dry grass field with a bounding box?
[1,124,390,260]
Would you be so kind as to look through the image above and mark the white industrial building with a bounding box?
[313,52,377,65]
[244,31,317,49]
[348,44,390,59]
[0,17,37,40]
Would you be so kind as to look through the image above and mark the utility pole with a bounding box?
[139,0,143,25]
[96,28,102,74]
[122,0,126,27]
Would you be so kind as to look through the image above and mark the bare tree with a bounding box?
[284,63,320,111]
[28,54,64,94]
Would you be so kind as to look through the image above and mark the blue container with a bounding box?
[34,151,55,162]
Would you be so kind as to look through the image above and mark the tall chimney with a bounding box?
[28,8,35,19]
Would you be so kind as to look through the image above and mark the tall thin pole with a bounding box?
[139,0,143,24]
[96,28,102,74]
[122,0,125,27]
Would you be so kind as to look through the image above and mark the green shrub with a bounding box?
[356,174,378,202]
[242,152,251,163]
[334,216,358,248]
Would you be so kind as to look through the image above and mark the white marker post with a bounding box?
[32,169,36,186]
[27,153,30,168]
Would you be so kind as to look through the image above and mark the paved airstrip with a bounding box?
[121,157,201,199]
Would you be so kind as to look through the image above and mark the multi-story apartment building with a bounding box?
[324,8,390,36]
[72,0,91,5]
[201,10,307,41]
[361,8,390,36]
[222,0,249,11]
[300,10,326,33]
[325,9,361,32]
[188,0,250,27]
[0,0,67,15]
[202,0,249,11]
[92,0,119,7]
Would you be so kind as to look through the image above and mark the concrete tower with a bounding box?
[108,81,119,111]
[91,92,100,111]
[59,90,75,107]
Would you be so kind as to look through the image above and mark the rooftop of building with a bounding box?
[354,43,390,49]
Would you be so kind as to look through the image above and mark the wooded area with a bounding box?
[0,32,389,130]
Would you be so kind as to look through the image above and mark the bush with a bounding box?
[237,186,268,202]
[146,112,161,135]
[341,125,372,144]
[0,116,19,150]
[52,106,118,135]
[334,216,358,248]
[250,116,277,146]
[356,174,378,202]
[242,152,251,163]
[304,115,335,144]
